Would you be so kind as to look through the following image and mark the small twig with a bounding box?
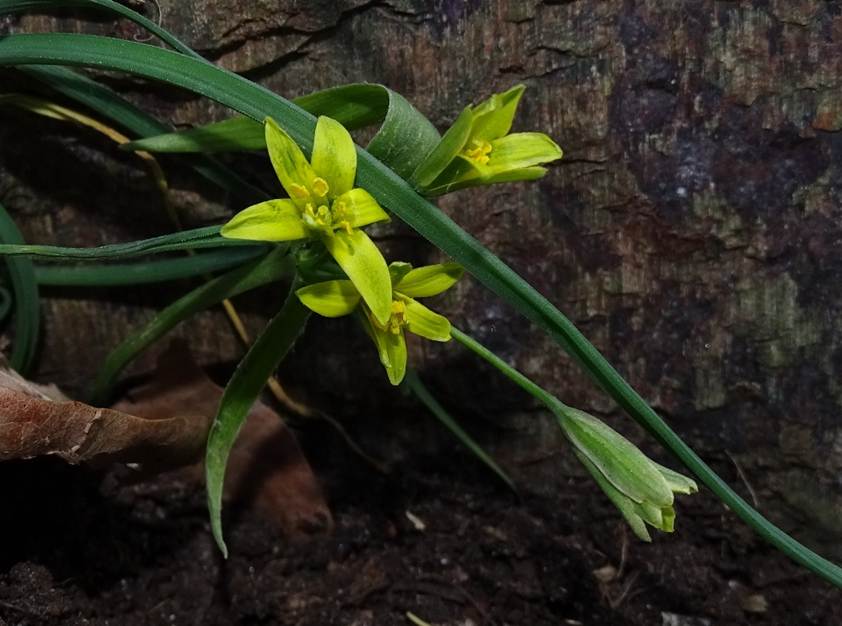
[726,450,759,507]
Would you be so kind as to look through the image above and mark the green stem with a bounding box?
[451,327,841,585]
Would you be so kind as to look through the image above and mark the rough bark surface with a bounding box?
[1,0,842,570]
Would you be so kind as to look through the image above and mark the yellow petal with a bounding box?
[321,229,392,326]
[311,116,357,197]
[485,132,562,174]
[361,310,407,385]
[402,297,451,342]
[264,117,318,204]
[335,188,390,229]
[221,199,308,241]
[469,84,525,142]
[295,280,360,317]
[394,262,463,298]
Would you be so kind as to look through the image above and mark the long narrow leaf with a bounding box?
[88,247,292,404]
[0,0,202,58]
[34,246,266,286]
[0,34,839,586]
[0,201,39,373]
[19,65,266,202]
[0,225,255,260]
[124,84,440,179]
[404,369,514,490]
[205,279,311,556]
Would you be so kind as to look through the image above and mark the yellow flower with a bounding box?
[412,85,563,195]
[296,262,463,385]
[221,116,393,325]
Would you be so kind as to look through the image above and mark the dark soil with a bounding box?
[0,434,838,626]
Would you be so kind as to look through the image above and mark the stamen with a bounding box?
[290,183,310,200]
[312,177,330,198]
[462,139,493,165]
[388,300,407,334]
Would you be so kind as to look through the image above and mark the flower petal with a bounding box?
[485,132,562,174]
[295,279,360,317]
[360,310,407,385]
[311,116,357,197]
[335,188,390,228]
[221,199,308,241]
[388,261,413,286]
[265,117,318,203]
[411,106,473,187]
[394,262,463,298]
[575,450,652,542]
[559,408,674,507]
[469,84,525,142]
[321,229,392,326]
[481,166,548,185]
[402,297,451,342]
[653,462,699,495]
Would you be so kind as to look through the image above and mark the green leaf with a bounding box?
[321,229,391,326]
[0,201,39,373]
[402,297,451,342]
[295,279,359,317]
[0,225,257,260]
[403,369,515,490]
[121,84,440,183]
[395,262,463,298]
[365,89,440,179]
[222,199,308,242]
[34,247,267,286]
[124,116,265,153]
[206,279,311,556]
[89,247,293,404]
[311,116,356,197]
[3,33,840,587]
[0,0,202,58]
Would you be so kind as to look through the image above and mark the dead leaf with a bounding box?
[0,343,332,539]
[114,342,332,537]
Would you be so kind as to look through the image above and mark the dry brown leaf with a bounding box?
[0,343,332,539]
[114,342,333,537]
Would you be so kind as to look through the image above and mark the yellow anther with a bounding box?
[290,183,310,200]
[463,139,493,165]
[312,177,330,198]
[387,300,407,334]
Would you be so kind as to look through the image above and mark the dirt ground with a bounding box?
[0,425,838,626]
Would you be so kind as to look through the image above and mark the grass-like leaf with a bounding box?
[205,278,311,556]
[404,369,515,490]
[34,246,266,286]
[0,201,39,373]
[89,247,292,404]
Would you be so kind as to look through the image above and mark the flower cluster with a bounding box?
[222,85,560,383]
[220,86,697,540]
